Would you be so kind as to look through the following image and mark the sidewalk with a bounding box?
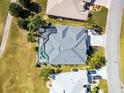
[0,0,16,57]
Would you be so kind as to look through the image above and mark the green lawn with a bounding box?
[0,0,10,43]
[38,0,108,29]
[92,79,108,93]
[0,19,48,93]
[120,10,124,84]
[99,79,108,93]
[92,7,108,31]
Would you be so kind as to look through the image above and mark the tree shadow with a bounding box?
[28,2,42,13]
[20,9,32,18]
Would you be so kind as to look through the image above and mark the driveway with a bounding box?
[96,66,108,80]
[88,30,105,47]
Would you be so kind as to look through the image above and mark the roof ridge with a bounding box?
[71,48,84,61]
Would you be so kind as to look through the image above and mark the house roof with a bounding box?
[49,70,104,93]
[49,71,88,93]
[46,0,89,20]
[38,25,89,64]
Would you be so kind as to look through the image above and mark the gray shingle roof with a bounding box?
[39,25,89,64]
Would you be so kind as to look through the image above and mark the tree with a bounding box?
[40,67,55,81]
[26,15,48,42]
[86,48,106,69]
[26,15,42,42]
[19,0,31,7]
[17,18,29,30]
[28,2,42,13]
[27,30,37,42]
[27,15,42,32]
[9,2,22,17]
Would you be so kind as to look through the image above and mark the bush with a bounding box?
[55,68,62,73]
[40,68,56,81]
[87,48,106,69]
[17,18,29,30]
[72,68,79,72]
[34,46,39,52]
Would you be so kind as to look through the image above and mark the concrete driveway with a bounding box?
[88,30,105,47]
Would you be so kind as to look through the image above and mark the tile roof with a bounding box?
[46,0,90,20]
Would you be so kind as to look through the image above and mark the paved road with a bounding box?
[105,0,124,93]
[0,0,16,57]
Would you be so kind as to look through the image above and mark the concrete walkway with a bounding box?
[0,0,16,57]
[96,66,108,80]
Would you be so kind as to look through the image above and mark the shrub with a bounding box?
[87,48,106,69]
[17,18,29,30]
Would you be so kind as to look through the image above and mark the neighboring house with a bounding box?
[38,25,90,64]
[46,0,109,20]
[49,70,102,93]
[46,0,91,20]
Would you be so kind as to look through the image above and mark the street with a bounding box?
[105,0,124,93]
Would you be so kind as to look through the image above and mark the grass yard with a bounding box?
[0,0,10,43]
[92,79,108,93]
[38,0,108,29]
[92,7,108,31]
[0,19,48,93]
[120,10,124,84]
[99,79,108,93]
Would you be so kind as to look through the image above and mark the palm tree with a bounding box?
[28,15,42,30]
[26,15,49,42]
[27,15,42,42]
[27,30,37,42]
